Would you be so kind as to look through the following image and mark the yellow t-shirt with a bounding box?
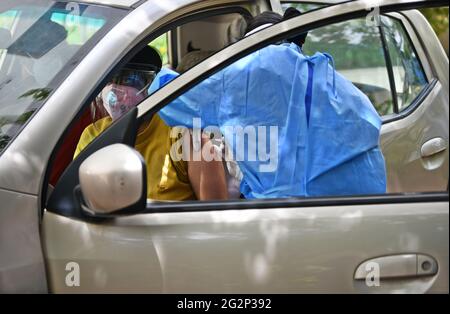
[74,115,196,201]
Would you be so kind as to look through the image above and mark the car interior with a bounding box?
[48,9,252,195]
[173,13,249,72]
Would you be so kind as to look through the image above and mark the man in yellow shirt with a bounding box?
[75,46,228,201]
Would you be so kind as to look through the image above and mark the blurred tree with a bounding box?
[420,7,449,55]
[0,134,11,151]
[421,7,449,36]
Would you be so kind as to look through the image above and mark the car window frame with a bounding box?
[42,4,255,212]
[380,11,438,124]
[44,0,449,220]
[380,13,430,114]
[133,0,449,213]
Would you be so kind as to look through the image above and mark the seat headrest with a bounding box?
[128,45,162,71]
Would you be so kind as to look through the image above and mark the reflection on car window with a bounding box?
[381,16,427,111]
[0,10,17,74]
[281,2,326,13]
[0,0,126,154]
[50,12,106,45]
[303,18,394,116]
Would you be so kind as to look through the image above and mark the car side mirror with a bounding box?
[76,144,147,217]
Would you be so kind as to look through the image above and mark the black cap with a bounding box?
[245,11,283,35]
[244,9,308,47]
[283,8,308,47]
[127,45,162,71]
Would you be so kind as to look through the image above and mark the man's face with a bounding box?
[101,83,144,121]
[100,68,156,121]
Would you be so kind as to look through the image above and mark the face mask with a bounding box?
[101,83,144,121]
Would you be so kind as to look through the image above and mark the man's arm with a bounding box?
[187,133,228,201]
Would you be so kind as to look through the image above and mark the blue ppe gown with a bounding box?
[149,43,387,199]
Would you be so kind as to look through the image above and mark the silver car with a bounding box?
[0,0,448,293]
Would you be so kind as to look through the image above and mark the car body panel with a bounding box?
[42,0,448,294]
[0,189,47,293]
[382,81,449,193]
[43,202,449,293]
[380,10,449,193]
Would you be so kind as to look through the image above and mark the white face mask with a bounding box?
[101,83,144,121]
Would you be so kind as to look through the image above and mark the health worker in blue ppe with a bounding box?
[150,8,387,199]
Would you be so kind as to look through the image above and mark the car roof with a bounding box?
[281,0,349,4]
[67,0,353,9]
[58,0,241,9]
[62,0,353,10]
[59,0,142,9]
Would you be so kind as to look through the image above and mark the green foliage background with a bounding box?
[420,7,449,37]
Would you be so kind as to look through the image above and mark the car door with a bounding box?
[42,0,449,293]
[0,0,281,293]
[378,11,449,193]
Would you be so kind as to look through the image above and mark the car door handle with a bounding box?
[354,254,438,280]
[421,137,447,158]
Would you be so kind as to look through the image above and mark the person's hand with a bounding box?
[187,132,228,201]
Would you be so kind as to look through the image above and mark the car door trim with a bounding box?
[379,22,400,114]
[103,192,449,217]
[382,78,438,124]
[386,11,434,81]
[144,192,447,214]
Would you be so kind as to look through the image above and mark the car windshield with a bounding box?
[0,0,127,153]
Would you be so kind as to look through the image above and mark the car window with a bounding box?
[44,6,264,207]
[145,41,390,200]
[302,18,395,115]
[50,11,106,45]
[50,5,448,209]
[53,9,251,188]
[0,0,126,154]
[381,16,428,112]
[72,10,250,155]
[137,14,446,202]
